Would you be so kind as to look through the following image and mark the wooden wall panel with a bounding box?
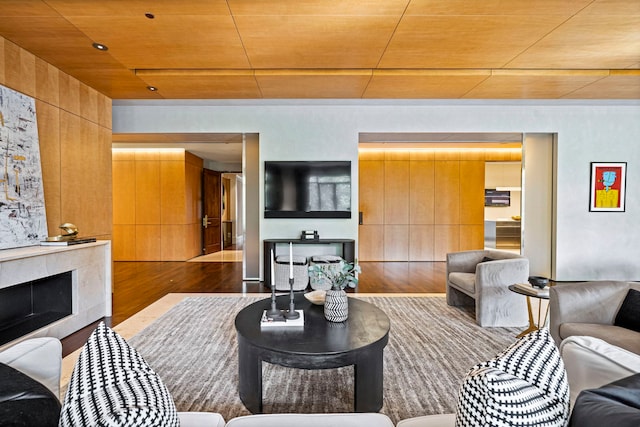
[359,160,385,224]
[434,224,460,261]
[135,225,161,260]
[58,72,80,115]
[185,161,202,224]
[384,225,409,261]
[80,84,99,124]
[161,160,186,224]
[384,160,409,224]
[434,160,460,224]
[35,58,59,106]
[4,41,36,97]
[459,160,485,225]
[161,224,188,261]
[0,37,4,84]
[409,224,435,261]
[112,159,136,224]
[409,160,435,224]
[460,224,484,252]
[98,95,112,129]
[113,224,136,261]
[36,101,61,234]
[135,160,161,224]
[358,225,384,261]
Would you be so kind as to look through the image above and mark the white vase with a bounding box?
[324,289,348,322]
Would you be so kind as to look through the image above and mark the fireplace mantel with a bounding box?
[0,241,111,350]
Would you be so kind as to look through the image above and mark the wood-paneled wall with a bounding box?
[0,36,113,241]
[359,149,520,261]
[112,150,203,261]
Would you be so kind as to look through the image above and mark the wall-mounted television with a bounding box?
[264,161,351,218]
[485,189,511,207]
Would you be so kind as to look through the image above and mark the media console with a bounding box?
[263,239,355,288]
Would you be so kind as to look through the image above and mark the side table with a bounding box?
[508,284,550,338]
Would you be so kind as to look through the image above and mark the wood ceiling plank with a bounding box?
[405,0,593,16]
[228,0,409,15]
[135,74,262,99]
[563,71,640,99]
[45,0,231,15]
[380,15,567,68]
[256,70,371,98]
[67,15,250,69]
[0,0,59,16]
[507,15,640,69]
[364,70,490,98]
[234,15,398,68]
[581,0,640,15]
[464,70,609,99]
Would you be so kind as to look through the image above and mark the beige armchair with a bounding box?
[549,280,640,354]
[446,249,529,327]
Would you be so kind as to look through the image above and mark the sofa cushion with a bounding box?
[59,322,179,426]
[0,362,61,426]
[569,373,640,427]
[560,323,640,354]
[226,413,395,427]
[615,289,640,333]
[448,272,475,294]
[455,328,570,426]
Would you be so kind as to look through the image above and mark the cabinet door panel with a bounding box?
[460,160,485,225]
[434,161,460,224]
[358,225,384,261]
[410,160,435,224]
[359,160,384,224]
[409,225,435,261]
[434,225,460,261]
[384,161,409,224]
[460,224,484,251]
[384,225,409,261]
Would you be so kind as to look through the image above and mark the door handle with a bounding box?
[359,211,363,225]
[203,215,212,228]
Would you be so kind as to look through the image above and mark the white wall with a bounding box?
[113,99,640,281]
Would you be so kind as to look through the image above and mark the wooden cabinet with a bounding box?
[359,151,485,261]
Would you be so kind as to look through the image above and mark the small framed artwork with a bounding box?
[590,162,626,212]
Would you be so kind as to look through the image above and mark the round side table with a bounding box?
[508,284,550,338]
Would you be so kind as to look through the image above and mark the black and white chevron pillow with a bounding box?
[59,322,179,426]
[455,328,570,427]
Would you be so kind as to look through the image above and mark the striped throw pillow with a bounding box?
[59,322,179,426]
[455,328,570,427]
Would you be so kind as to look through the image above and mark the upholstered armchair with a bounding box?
[549,280,640,354]
[446,249,529,327]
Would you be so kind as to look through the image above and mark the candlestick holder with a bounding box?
[266,285,285,321]
[284,277,300,319]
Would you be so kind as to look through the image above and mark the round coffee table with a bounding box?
[235,293,390,413]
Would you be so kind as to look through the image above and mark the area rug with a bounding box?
[127,295,519,424]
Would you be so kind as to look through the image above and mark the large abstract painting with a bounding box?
[0,85,48,249]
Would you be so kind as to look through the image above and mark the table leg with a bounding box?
[238,340,263,413]
[517,295,538,338]
[354,349,384,412]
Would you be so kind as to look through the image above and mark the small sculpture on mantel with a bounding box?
[45,223,79,242]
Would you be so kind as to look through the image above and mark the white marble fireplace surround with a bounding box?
[0,241,111,351]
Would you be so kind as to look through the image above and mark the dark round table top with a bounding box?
[235,293,390,356]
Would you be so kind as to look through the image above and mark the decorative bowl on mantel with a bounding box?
[304,290,326,305]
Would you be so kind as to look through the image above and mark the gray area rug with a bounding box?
[127,296,519,424]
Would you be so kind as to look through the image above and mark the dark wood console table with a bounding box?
[263,239,355,288]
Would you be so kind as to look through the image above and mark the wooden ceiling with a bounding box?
[0,0,638,100]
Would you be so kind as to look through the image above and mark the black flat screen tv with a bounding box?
[264,161,352,218]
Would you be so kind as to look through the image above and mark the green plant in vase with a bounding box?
[308,261,360,322]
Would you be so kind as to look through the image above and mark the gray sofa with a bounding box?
[549,280,640,354]
[446,249,529,327]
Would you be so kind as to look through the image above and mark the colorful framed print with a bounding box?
[590,162,626,212]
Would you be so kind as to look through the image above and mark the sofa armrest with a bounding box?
[560,335,640,408]
[0,337,62,400]
[178,412,226,427]
[397,414,456,427]
[475,257,529,291]
[446,250,486,274]
[549,281,631,345]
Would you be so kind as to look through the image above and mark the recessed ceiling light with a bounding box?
[145,12,155,19]
[92,42,108,51]
[147,86,158,92]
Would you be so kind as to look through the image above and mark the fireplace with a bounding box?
[0,271,73,346]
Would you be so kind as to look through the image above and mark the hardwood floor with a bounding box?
[61,260,447,356]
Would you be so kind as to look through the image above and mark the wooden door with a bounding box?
[202,169,222,254]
